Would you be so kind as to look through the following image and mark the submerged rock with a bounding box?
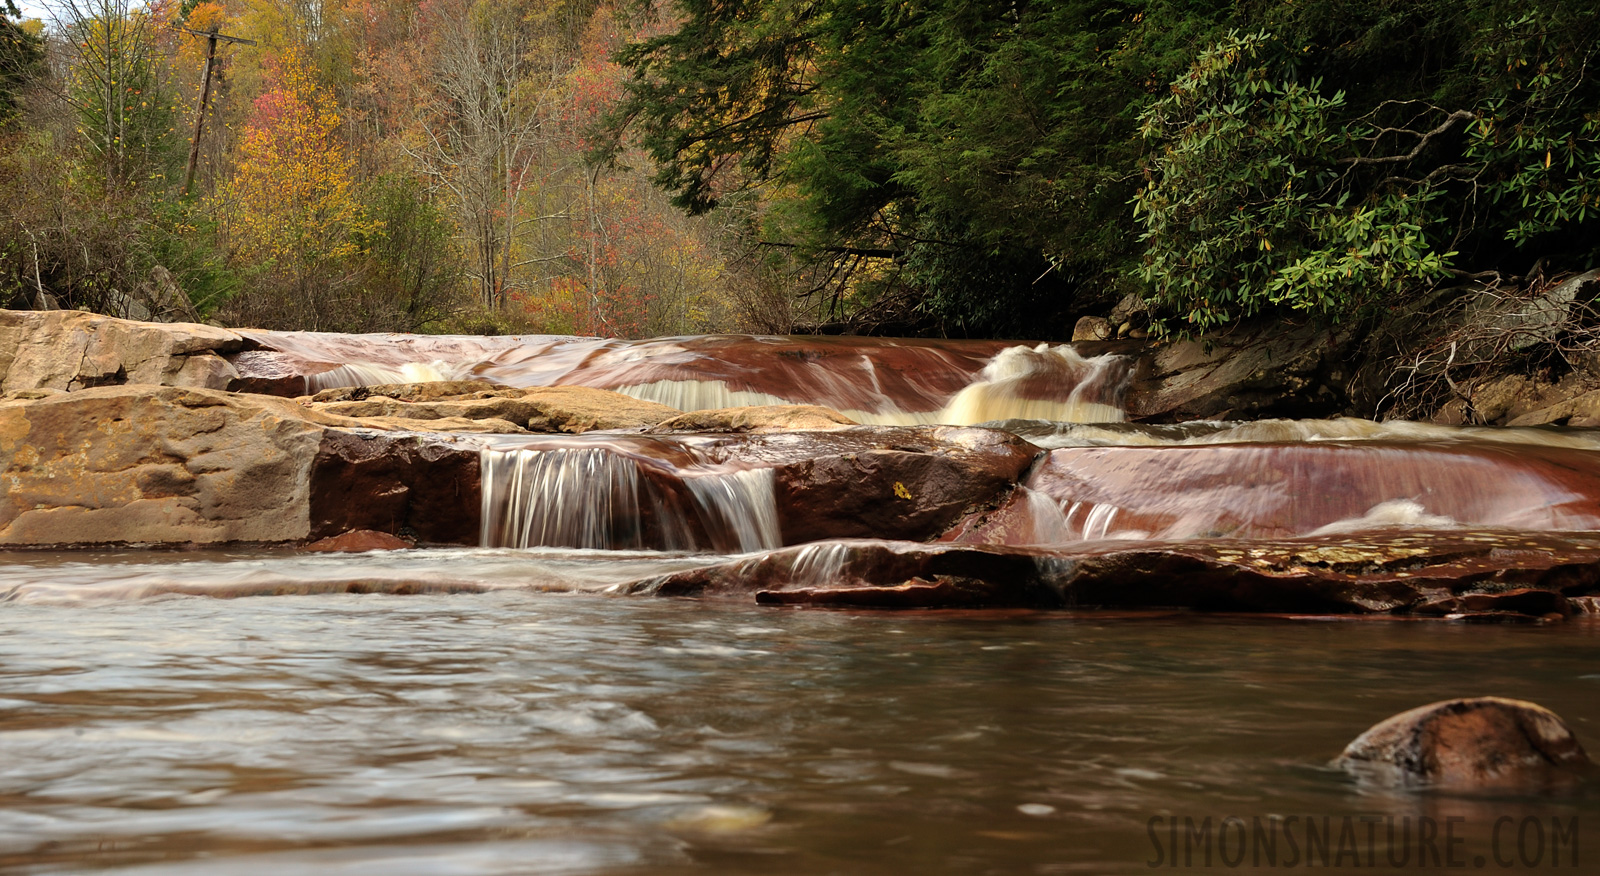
[1336,698,1592,789]
[304,529,415,552]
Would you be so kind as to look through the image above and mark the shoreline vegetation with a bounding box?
[2,0,1599,424]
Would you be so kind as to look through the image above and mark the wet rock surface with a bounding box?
[309,430,482,545]
[750,426,1040,544]
[10,310,1600,620]
[625,531,1600,615]
[303,529,416,552]
[1336,697,1592,789]
[946,443,1600,544]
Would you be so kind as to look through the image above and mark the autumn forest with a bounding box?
[2,0,1598,343]
[0,0,778,337]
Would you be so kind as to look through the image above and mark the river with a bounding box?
[2,549,1596,873]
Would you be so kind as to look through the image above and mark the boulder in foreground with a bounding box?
[1336,697,1592,789]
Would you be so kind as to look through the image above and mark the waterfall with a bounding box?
[683,468,782,553]
[934,343,1129,425]
[479,446,781,553]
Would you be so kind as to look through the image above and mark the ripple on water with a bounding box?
[2,564,1599,874]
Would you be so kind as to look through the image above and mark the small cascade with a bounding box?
[616,381,800,415]
[479,445,782,553]
[953,442,1600,548]
[787,541,856,587]
[935,343,1128,425]
[683,469,782,553]
[480,447,670,550]
[306,360,474,394]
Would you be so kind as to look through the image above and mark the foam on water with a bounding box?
[306,360,475,394]
[1307,499,1461,536]
[0,548,712,604]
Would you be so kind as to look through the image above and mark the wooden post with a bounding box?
[183,32,217,196]
[172,25,256,197]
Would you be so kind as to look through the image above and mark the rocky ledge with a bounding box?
[622,532,1600,619]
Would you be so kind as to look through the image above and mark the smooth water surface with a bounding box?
[2,550,1598,874]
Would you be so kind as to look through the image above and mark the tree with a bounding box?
[403,0,589,310]
[214,44,373,327]
[598,0,1234,336]
[53,0,181,185]
[1,1,43,127]
[1133,1,1600,331]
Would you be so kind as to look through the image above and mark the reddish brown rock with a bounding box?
[1336,698,1592,789]
[755,426,1041,544]
[948,442,1600,545]
[304,530,415,552]
[622,540,1060,607]
[309,430,481,545]
[473,426,1039,549]
[622,531,1600,615]
[232,330,1024,415]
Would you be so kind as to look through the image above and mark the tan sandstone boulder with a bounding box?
[0,385,326,544]
[0,310,246,393]
[0,385,484,547]
[649,404,856,433]
[308,385,681,433]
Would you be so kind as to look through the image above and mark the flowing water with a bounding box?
[2,552,1597,875]
[8,333,1600,872]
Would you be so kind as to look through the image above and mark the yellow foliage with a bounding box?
[216,46,373,270]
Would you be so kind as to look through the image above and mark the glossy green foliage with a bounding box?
[604,0,1600,336]
[0,7,42,127]
[1132,32,1454,329]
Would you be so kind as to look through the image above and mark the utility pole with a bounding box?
[172,24,256,197]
